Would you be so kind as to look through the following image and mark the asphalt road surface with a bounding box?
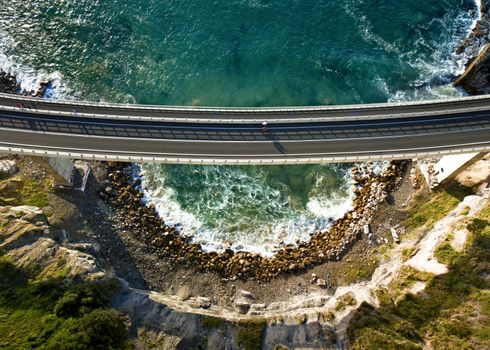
[1,93,490,163]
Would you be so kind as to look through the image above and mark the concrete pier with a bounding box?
[434,153,486,186]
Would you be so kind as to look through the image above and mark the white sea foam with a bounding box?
[138,162,392,257]
[342,0,401,54]
[139,163,360,257]
[0,32,70,99]
[343,0,479,102]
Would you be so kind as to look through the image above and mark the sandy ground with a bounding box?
[456,152,490,187]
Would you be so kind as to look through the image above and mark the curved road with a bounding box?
[0,93,490,164]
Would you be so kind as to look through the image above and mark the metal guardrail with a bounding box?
[2,91,490,111]
[1,92,490,124]
[1,93,490,164]
[1,141,489,165]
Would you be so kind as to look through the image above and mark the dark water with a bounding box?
[0,0,477,105]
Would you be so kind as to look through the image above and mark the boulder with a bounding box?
[454,43,490,94]
[390,227,400,243]
[0,160,18,175]
[316,279,327,288]
[234,290,254,314]
[188,296,211,309]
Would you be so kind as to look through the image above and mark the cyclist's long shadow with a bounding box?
[264,130,287,154]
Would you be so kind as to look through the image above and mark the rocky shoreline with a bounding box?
[100,161,405,282]
[0,69,50,97]
[453,1,490,93]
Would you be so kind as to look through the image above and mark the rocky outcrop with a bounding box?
[455,1,490,57]
[454,1,490,94]
[0,70,23,94]
[454,43,490,94]
[0,160,18,176]
[0,69,50,97]
[0,205,104,280]
[114,284,339,349]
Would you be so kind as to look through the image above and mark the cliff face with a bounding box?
[454,1,490,94]
[454,44,490,94]
[0,205,103,279]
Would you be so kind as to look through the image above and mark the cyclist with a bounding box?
[261,121,268,133]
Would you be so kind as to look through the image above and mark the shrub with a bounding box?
[0,263,129,350]
[335,292,357,311]
[434,242,458,265]
[47,309,130,350]
[405,183,473,231]
[236,319,266,350]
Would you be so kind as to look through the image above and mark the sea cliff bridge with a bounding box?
[0,92,490,165]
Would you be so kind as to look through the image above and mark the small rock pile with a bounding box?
[0,70,23,94]
[101,161,406,281]
[455,3,490,58]
[0,159,18,176]
[0,69,50,97]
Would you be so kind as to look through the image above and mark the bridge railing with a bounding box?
[1,92,490,124]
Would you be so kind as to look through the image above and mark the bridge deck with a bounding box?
[0,93,490,164]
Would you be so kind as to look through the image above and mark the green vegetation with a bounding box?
[461,206,471,216]
[0,257,130,349]
[387,266,433,301]
[347,200,490,350]
[321,311,335,322]
[0,177,51,208]
[201,316,224,329]
[25,192,49,207]
[339,257,380,284]
[236,319,266,350]
[434,242,459,265]
[335,292,357,311]
[405,182,473,232]
[400,247,418,262]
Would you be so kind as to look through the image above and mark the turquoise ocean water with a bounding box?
[0,0,479,255]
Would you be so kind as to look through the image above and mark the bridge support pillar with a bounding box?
[33,157,74,187]
[432,152,487,188]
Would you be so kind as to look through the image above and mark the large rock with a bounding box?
[0,205,103,279]
[0,160,18,176]
[0,70,22,94]
[234,290,254,314]
[454,43,490,94]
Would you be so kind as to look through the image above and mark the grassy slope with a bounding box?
[347,187,490,350]
[0,170,131,349]
[0,257,131,349]
[0,177,51,208]
[405,182,474,233]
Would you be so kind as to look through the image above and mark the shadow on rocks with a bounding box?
[53,166,149,290]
